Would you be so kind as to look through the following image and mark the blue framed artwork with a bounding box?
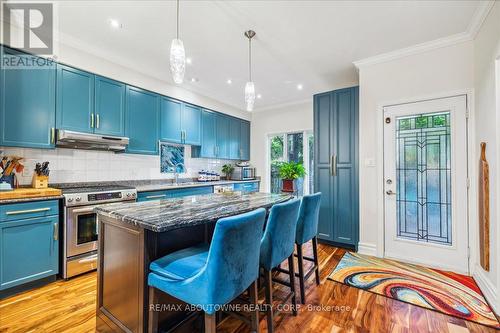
[160,143,185,173]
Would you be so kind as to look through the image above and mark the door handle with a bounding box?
[96,114,100,129]
[51,128,55,144]
[90,113,95,128]
[145,194,167,199]
[71,207,95,214]
[386,190,396,195]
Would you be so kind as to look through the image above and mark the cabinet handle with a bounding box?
[5,207,51,215]
[145,194,167,199]
[90,113,95,128]
[96,114,100,129]
[330,155,337,176]
[51,128,55,144]
[53,222,58,241]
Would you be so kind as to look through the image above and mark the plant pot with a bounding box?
[281,179,295,192]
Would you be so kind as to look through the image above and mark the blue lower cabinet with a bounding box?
[0,200,59,291]
[233,182,259,193]
[126,86,160,154]
[137,186,213,202]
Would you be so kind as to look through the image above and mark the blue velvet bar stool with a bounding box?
[295,193,322,304]
[147,208,266,333]
[259,199,301,333]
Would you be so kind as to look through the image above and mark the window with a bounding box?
[268,131,313,196]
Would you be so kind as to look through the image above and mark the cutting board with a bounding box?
[0,187,62,200]
[479,142,490,271]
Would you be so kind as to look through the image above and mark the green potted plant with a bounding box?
[278,161,306,192]
[221,164,234,180]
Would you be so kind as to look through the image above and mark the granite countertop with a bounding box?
[134,179,260,192]
[0,195,64,205]
[95,192,291,232]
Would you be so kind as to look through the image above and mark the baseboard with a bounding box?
[357,242,377,256]
[473,265,498,315]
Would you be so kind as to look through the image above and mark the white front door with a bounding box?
[383,95,469,274]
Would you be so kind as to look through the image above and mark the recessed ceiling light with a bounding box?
[297,84,303,90]
[186,57,192,64]
[108,19,122,29]
[227,79,232,84]
[257,94,262,99]
[190,77,199,83]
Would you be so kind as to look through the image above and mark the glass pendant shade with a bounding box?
[245,81,255,111]
[170,38,185,84]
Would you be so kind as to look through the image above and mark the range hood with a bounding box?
[56,130,129,152]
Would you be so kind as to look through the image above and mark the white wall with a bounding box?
[356,41,474,254]
[250,101,313,191]
[473,2,500,313]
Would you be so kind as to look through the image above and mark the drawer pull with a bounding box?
[145,194,167,199]
[5,207,51,215]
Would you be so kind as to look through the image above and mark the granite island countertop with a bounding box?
[95,192,291,232]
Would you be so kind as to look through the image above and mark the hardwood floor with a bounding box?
[0,244,497,333]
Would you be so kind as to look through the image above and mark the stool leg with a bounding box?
[148,287,159,333]
[204,312,216,333]
[312,237,321,285]
[264,269,274,333]
[249,279,260,333]
[296,243,306,304]
[287,254,297,316]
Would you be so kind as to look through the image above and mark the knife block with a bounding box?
[32,174,49,189]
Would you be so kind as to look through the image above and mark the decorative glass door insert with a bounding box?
[396,112,452,245]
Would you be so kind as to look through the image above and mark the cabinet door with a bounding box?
[56,64,94,133]
[331,87,358,246]
[229,117,241,160]
[0,47,56,148]
[0,216,58,290]
[314,92,334,241]
[94,76,125,136]
[216,114,230,159]
[240,120,250,161]
[160,97,182,144]
[182,104,201,145]
[125,86,159,155]
[200,109,217,158]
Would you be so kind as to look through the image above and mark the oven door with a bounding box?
[66,205,98,257]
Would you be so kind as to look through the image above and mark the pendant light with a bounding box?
[244,30,256,111]
[170,0,185,84]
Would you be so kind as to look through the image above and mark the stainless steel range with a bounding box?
[60,185,137,278]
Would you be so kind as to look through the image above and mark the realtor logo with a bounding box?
[2,2,53,55]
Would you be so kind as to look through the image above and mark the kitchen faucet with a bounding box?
[174,163,185,185]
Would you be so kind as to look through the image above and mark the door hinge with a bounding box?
[466,177,470,189]
[467,246,471,259]
[465,109,470,119]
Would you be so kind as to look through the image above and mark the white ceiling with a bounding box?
[55,0,484,111]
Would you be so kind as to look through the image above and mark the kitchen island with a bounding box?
[94,192,291,333]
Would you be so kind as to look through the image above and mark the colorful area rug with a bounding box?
[328,252,500,328]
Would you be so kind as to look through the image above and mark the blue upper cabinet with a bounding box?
[229,117,241,160]
[216,114,230,159]
[160,97,182,144]
[125,86,160,155]
[56,64,94,133]
[240,120,250,161]
[182,104,201,145]
[199,109,217,158]
[0,47,56,149]
[94,76,125,136]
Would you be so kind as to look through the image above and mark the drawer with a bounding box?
[168,186,213,198]
[0,200,59,222]
[137,190,169,202]
[233,182,259,193]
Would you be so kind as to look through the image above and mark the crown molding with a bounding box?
[353,1,495,69]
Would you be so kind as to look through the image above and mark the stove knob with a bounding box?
[126,193,131,198]
[132,192,136,197]
[75,196,82,202]
[67,197,73,202]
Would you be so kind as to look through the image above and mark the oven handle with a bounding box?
[78,254,98,263]
[71,207,96,214]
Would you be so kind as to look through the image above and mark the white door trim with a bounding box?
[372,89,476,275]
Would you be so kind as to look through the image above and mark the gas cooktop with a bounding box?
[60,185,135,194]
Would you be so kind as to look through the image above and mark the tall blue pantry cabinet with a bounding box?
[314,86,359,249]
